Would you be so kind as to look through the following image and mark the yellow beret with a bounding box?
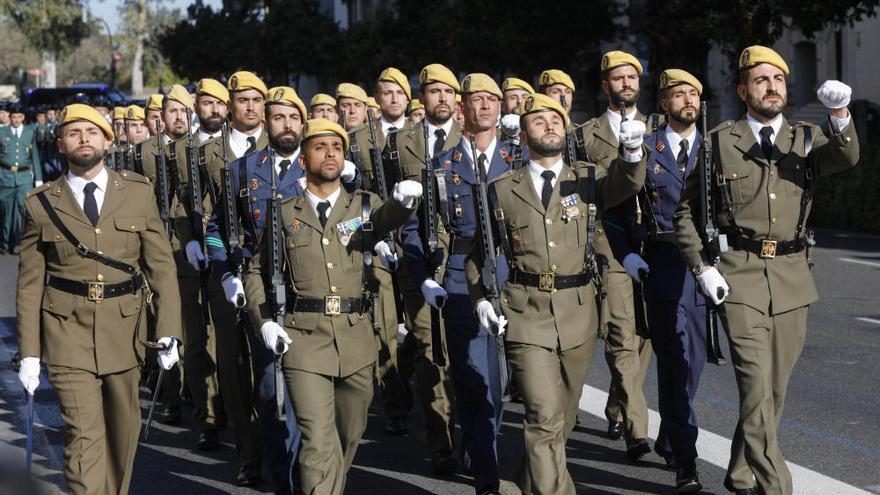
[336,83,369,104]
[455,94,461,103]
[59,104,114,141]
[461,73,502,99]
[310,93,336,108]
[146,94,164,112]
[520,93,570,129]
[659,69,703,95]
[419,63,460,92]
[408,100,424,112]
[124,105,145,121]
[165,84,194,111]
[601,51,643,75]
[502,77,535,94]
[379,67,411,100]
[539,69,576,91]
[196,78,230,103]
[367,97,380,109]
[227,71,268,96]
[112,106,126,121]
[301,118,349,150]
[266,86,307,120]
[738,45,790,76]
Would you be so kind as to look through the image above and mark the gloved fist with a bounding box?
[34,180,44,188]
[373,240,398,271]
[475,300,507,336]
[156,337,180,370]
[696,266,730,305]
[500,114,521,139]
[184,240,207,271]
[18,357,40,395]
[341,159,357,183]
[392,180,423,209]
[260,321,291,355]
[622,253,649,283]
[817,80,852,109]
[619,119,647,150]
[221,273,246,308]
[420,279,448,309]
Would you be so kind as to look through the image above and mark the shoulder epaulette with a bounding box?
[489,169,514,184]
[710,120,735,134]
[119,170,150,184]
[26,182,52,198]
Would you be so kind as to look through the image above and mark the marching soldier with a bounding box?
[538,69,575,115]
[124,105,150,146]
[337,83,369,130]
[244,118,423,494]
[15,103,181,494]
[368,97,382,121]
[407,99,425,123]
[0,102,43,254]
[674,46,860,495]
[145,94,165,138]
[466,93,644,495]
[310,93,339,122]
[225,71,269,158]
[502,77,535,115]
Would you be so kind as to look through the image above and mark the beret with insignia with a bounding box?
[419,63,461,93]
[538,69,575,91]
[600,50,643,75]
[738,45,790,75]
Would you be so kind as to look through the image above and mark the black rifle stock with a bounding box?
[184,109,212,333]
[265,147,287,419]
[422,122,447,366]
[154,119,172,239]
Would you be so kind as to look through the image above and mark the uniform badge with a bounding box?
[462,75,472,93]
[524,96,534,112]
[659,72,668,88]
[273,89,285,102]
[601,55,610,71]
[451,173,462,185]
[339,234,351,247]
[653,163,663,175]
[561,193,579,221]
[499,147,508,158]
[511,230,522,253]
[656,141,665,153]
[336,217,364,247]
[453,151,462,162]
[254,209,261,220]
[251,178,258,189]
[290,219,302,231]
[230,75,238,90]
[541,72,550,85]
[442,160,451,170]
[740,49,750,67]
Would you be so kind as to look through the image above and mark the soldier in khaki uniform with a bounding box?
[501,77,535,116]
[245,119,422,494]
[538,69,575,114]
[674,46,859,495]
[16,104,181,494]
[465,94,644,494]
[337,83,369,131]
[310,93,339,122]
[568,51,654,458]
[145,94,165,138]
[123,105,149,146]
[407,99,425,123]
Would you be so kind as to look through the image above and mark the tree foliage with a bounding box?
[0,0,91,57]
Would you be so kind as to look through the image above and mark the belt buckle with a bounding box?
[760,239,777,259]
[87,281,105,302]
[10,166,18,173]
[324,295,341,316]
[538,272,555,292]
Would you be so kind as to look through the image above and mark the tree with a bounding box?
[117,0,181,95]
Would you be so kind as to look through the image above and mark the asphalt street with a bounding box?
[0,227,878,494]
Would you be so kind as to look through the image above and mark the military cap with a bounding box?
[301,118,349,150]
[738,45,790,76]
[124,105,145,121]
[196,78,230,103]
[502,77,535,94]
[600,51,643,75]
[408,99,424,112]
[461,73,502,99]
[336,83,369,104]
[659,69,703,95]
[146,94,164,111]
[379,67,412,100]
[310,93,337,108]
[59,103,114,140]
[112,106,126,122]
[539,69,576,91]
[455,94,461,104]
[91,95,111,107]
[367,97,380,110]
[227,71,268,96]
[419,64,460,92]
[7,102,24,115]
[520,93,570,128]
[267,86,307,120]
[165,83,195,111]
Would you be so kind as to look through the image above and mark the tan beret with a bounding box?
[196,78,230,103]
[461,73,502,99]
[302,118,349,150]
[266,86,307,120]
[165,84,195,111]
[227,71,268,96]
[420,64,460,92]
[59,103,114,141]
[124,105,145,121]
[336,83,369,104]
[310,93,336,108]
[739,45,790,76]
[659,69,703,95]
[502,77,535,94]
[520,93,570,128]
[539,69,576,91]
[146,94,164,112]
[600,51,644,75]
[379,67,411,100]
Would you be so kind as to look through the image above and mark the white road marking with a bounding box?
[839,257,880,268]
[855,317,880,325]
[578,384,873,495]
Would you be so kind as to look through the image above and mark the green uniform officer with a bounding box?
[0,102,43,253]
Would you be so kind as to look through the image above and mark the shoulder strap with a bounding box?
[488,182,512,260]
[237,160,257,242]
[712,131,740,233]
[795,126,815,238]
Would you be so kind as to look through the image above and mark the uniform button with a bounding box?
[769,193,776,200]
[54,234,61,240]
[130,225,136,230]
[731,173,738,179]
[545,218,552,225]
[772,217,777,224]
[795,165,800,170]
[327,262,334,269]
[252,197,257,203]
[550,264,557,272]
[548,241,556,248]
[845,136,852,143]
[330,286,338,293]
[49,303,54,308]
[97,274,104,281]
[503,297,508,303]
[95,228,102,234]
[322,238,329,245]
[770,170,775,176]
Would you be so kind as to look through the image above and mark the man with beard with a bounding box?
[675,46,859,495]
[245,118,422,495]
[538,69,575,115]
[16,103,181,494]
[572,50,653,460]
[310,93,339,122]
[0,102,43,254]
[465,93,644,495]
[336,83,369,131]
[603,69,707,492]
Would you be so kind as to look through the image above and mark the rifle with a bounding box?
[154,119,172,239]
[422,122,447,366]
[365,111,397,269]
[184,108,212,334]
[219,122,244,307]
[562,95,576,166]
[110,128,121,172]
[124,119,134,171]
[698,101,727,365]
[265,147,287,419]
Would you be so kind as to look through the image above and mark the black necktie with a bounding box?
[759,126,774,160]
[245,136,257,155]
[477,153,488,183]
[83,182,99,226]
[387,126,397,139]
[677,139,688,175]
[316,201,330,227]
[278,159,291,181]
[541,170,555,210]
[433,128,446,156]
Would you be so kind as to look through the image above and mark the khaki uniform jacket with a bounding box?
[349,119,416,187]
[674,117,859,315]
[397,120,464,182]
[466,160,644,351]
[244,189,416,377]
[16,168,182,375]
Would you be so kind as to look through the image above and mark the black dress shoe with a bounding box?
[160,406,181,425]
[626,438,651,461]
[675,462,702,493]
[654,443,677,471]
[196,429,220,451]
[431,450,457,476]
[235,464,262,487]
[607,420,624,440]
[384,417,408,436]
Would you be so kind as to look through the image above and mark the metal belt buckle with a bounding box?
[760,239,777,259]
[538,272,555,292]
[324,295,341,316]
[10,166,18,173]
[87,281,105,302]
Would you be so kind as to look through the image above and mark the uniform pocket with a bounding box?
[41,287,76,318]
[41,226,75,260]
[114,217,147,257]
[722,169,754,205]
[777,158,808,197]
[285,229,313,282]
[119,294,142,317]
[501,283,528,313]
[564,217,585,248]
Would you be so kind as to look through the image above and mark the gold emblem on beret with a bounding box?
[197,81,204,93]
[420,68,428,82]
[541,72,550,85]
[741,49,750,67]
[127,108,134,119]
[273,89,285,102]
[524,96,534,112]
[601,55,609,71]
[58,108,67,121]
[659,72,668,88]
[462,75,471,92]
[230,75,238,90]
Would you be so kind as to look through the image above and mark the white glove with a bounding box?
[696,266,730,305]
[420,279,448,309]
[475,300,507,336]
[622,253,649,283]
[373,240,398,271]
[260,321,291,355]
[500,114,521,139]
[221,274,246,308]
[817,80,852,109]
[341,159,357,183]
[34,180,43,187]
[185,240,207,271]
[392,180,423,209]
[18,357,40,395]
[156,337,180,370]
[619,119,647,150]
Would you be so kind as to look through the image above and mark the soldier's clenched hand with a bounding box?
[817,80,852,110]
[622,253,649,283]
[696,267,730,305]
[475,300,507,336]
[221,273,247,308]
[373,240,398,271]
[260,322,291,355]
[392,180,423,209]
[185,240,207,271]
[18,356,40,395]
[420,279,448,309]
[619,119,647,150]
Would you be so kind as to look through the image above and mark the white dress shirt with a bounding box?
[10,125,22,139]
[527,159,565,200]
[426,119,454,158]
[67,167,109,214]
[664,125,697,161]
[462,136,498,174]
[196,129,221,144]
[274,148,301,178]
[745,113,784,145]
[229,127,262,159]
[380,116,407,138]
[305,186,342,222]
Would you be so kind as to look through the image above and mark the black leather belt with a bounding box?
[293,296,365,315]
[726,233,805,259]
[48,273,144,301]
[1,163,32,172]
[509,268,590,292]
[652,232,677,244]
[449,236,474,255]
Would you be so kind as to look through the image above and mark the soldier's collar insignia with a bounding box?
[291,218,302,230]
[453,151,462,162]
[442,160,451,170]
[254,209,261,220]
[251,178,258,189]
[656,141,665,153]
[451,173,462,185]
[653,163,663,175]
[499,147,508,158]
[298,176,307,189]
